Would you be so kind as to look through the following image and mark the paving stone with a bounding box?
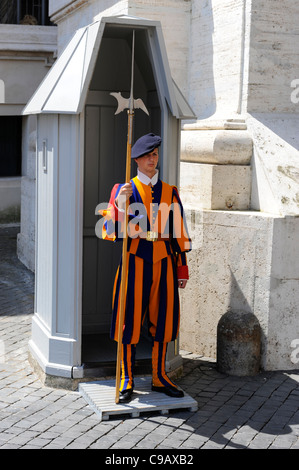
[269,434,298,449]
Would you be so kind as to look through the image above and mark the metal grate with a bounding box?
[0,0,52,25]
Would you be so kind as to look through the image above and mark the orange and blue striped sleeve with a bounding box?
[98,184,125,241]
[171,186,192,279]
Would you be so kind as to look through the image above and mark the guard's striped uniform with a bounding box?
[111,251,179,344]
[100,176,191,346]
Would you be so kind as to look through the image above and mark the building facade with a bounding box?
[0,0,57,271]
[6,0,299,372]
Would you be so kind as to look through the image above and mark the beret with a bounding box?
[131,133,162,159]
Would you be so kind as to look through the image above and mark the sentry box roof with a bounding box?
[22,15,195,119]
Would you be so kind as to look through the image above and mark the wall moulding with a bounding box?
[49,0,90,24]
[0,24,57,53]
[182,118,247,131]
[181,128,253,165]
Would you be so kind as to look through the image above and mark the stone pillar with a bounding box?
[180,119,252,211]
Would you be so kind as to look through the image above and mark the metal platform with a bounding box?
[79,377,198,421]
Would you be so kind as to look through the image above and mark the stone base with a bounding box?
[180,161,251,210]
[28,343,183,391]
[0,177,21,223]
[179,209,299,371]
[28,349,80,391]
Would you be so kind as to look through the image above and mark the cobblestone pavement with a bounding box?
[0,225,299,450]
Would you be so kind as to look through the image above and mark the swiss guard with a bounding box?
[99,133,192,403]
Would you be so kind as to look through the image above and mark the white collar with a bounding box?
[137,169,159,186]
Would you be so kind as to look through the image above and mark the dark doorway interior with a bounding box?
[0,116,22,177]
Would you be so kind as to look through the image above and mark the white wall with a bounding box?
[17,116,37,271]
[0,23,57,225]
[247,0,299,115]
[49,0,190,96]
[0,177,21,222]
[0,24,57,113]
[244,0,299,217]
[188,0,247,119]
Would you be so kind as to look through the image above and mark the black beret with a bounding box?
[131,133,162,159]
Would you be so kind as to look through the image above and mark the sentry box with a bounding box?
[23,15,195,385]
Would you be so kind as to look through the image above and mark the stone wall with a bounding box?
[179,210,299,371]
[179,210,274,367]
[188,0,246,119]
[0,23,57,227]
[177,0,299,370]
[245,0,299,217]
[0,178,21,223]
[17,116,37,272]
[247,0,299,115]
[49,0,190,94]
[0,24,57,114]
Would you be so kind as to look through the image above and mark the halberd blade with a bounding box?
[110,92,129,115]
[110,92,149,116]
[134,98,149,115]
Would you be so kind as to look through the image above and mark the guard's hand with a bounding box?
[115,183,133,210]
[178,280,187,289]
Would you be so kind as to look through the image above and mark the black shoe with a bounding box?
[118,388,134,403]
[151,385,184,398]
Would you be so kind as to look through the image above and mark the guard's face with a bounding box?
[135,149,159,177]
